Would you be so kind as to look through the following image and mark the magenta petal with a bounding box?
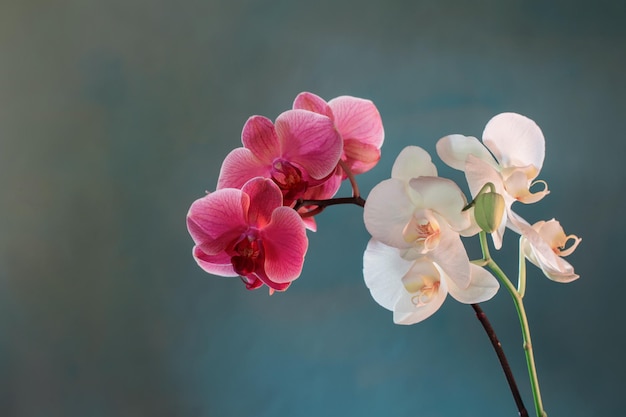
[217,147,271,190]
[186,189,250,254]
[241,115,280,164]
[241,177,283,228]
[253,269,292,291]
[275,109,342,180]
[301,169,343,201]
[261,207,308,283]
[193,246,238,277]
[342,139,381,174]
[328,96,384,149]
[293,92,333,118]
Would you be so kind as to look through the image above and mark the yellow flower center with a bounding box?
[402,210,441,252]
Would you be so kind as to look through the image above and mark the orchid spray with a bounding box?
[186,92,580,417]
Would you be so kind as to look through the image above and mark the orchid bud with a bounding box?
[473,192,505,233]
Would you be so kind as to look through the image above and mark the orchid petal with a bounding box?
[241,177,283,228]
[482,112,545,171]
[300,167,343,201]
[408,176,470,232]
[436,134,498,171]
[217,148,271,190]
[391,146,437,181]
[393,266,448,325]
[429,228,471,289]
[300,216,317,232]
[328,95,384,149]
[292,92,333,118]
[342,139,381,175]
[252,268,292,292]
[515,217,581,283]
[364,178,416,249]
[262,207,308,283]
[446,264,499,304]
[241,115,280,164]
[504,170,549,204]
[192,246,238,277]
[464,154,505,198]
[275,109,342,180]
[187,189,249,255]
[538,219,582,257]
[363,239,416,311]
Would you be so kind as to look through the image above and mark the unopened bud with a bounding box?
[473,192,505,233]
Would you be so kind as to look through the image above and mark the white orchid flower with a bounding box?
[520,218,582,283]
[363,239,499,325]
[364,146,473,289]
[436,113,549,249]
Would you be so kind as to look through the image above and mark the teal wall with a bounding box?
[1,1,624,416]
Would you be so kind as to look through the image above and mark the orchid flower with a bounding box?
[187,177,308,292]
[363,239,499,324]
[363,146,474,289]
[436,113,550,248]
[217,109,343,206]
[520,218,582,283]
[293,91,384,183]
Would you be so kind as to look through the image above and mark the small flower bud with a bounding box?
[473,192,505,233]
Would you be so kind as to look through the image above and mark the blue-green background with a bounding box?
[1,1,624,416]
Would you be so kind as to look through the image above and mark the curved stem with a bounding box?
[517,237,527,298]
[338,159,360,198]
[471,304,529,417]
[478,232,547,417]
[294,195,366,213]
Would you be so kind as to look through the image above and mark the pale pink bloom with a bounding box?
[364,146,473,289]
[293,92,384,180]
[217,109,343,206]
[187,177,308,292]
[363,239,499,325]
[437,113,549,248]
[519,218,581,283]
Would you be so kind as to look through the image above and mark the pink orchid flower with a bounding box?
[187,177,308,292]
[217,109,343,207]
[293,92,384,181]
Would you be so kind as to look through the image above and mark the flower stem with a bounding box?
[471,303,529,417]
[338,159,360,198]
[478,232,547,417]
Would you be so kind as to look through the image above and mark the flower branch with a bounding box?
[477,231,546,417]
[186,93,581,417]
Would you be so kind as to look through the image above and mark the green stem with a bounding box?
[477,232,547,417]
[517,237,527,298]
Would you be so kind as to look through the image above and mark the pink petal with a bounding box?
[217,147,271,190]
[274,109,342,180]
[252,269,292,292]
[300,168,343,201]
[292,92,333,118]
[241,115,280,164]
[342,139,381,175]
[328,96,384,149]
[192,246,238,277]
[261,207,308,283]
[187,189,250,255]
[241,177,283,228]
[482,112,545,172]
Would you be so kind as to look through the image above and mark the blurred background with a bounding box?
[1,0,624,416]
